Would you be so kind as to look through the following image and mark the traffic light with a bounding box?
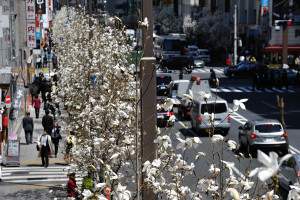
[274,20,292,31]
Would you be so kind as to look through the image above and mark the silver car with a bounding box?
[278,154,300,192]
[238,119,288,157]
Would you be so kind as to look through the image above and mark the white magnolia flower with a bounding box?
[211,134,224,143]
[204,112,214,121]
[197,91,211,100]
[82,189,93,198]
[261,190,279,199]
[183,89,193,101]
[176,136,202,151]
[152,159,161,168]
[119,110,129,118]
[95,183,106,189]
[113,184,131,200]
[227,140,237,150]
[162,98,180,111]
[240,178,254,190]
[141,17,149,28]
[153,135,171,149]
[168,115,176,123]
[227,188,240,200]
[249,150,292,181]
[195,152,206,160]
[233,99,248,112]
[287,189,300,200]
[208,164,220,174]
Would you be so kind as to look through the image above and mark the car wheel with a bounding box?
[162,67,168,73]
[282,147,289,155]
[182,67,188,74]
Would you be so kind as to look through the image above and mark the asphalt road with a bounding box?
[158,66,300,199]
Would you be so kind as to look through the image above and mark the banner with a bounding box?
[27,20,36,48]
[9,88,25,121]
[2,0,10,15]
[26,0,36,19]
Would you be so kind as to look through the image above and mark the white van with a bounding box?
[198,49,211,63]
[190,98,230,135]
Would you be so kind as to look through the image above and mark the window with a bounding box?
[201,103,227,114]
[157,77,172,85]
[255,124,282,133]
[295,30,300,37]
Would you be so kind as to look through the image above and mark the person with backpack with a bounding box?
[37,129,54,168]
[65,131,76,165]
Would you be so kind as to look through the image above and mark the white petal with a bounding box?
[240,103,246,110]
[249,167,259,177]
[239,99,248,103]
[257,168,274,181]
[233,104,239,112]
[257,150,272,167]
[279,154,293,167]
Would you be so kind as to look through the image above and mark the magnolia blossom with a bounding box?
[249,150,292,181]
[261,190,279,200]
[112,184,131,200]
[197,91,211,100]
[227,140,237,150]
[211,134,224,143]
[204,112,215,121]
[208,164,221,174]
[82,189,93,198]
[287,188,300,200]
[239,178,254,190]
[153,135,172,149]
[176,133,202,151]
[162,98,180,111]
[233,99,248,112]
[183,89,193,101]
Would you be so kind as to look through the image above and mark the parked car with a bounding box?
[224,61,268,77]
[238,119,288,157]
[159,55,194,74]
[193,56,205,68]
[198,49,211,63]
[190,98,230,135]
[157,75,172,96]
[278,154,300,192]
[157,97,175,127]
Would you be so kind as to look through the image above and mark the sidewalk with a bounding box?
[18,104,69,167]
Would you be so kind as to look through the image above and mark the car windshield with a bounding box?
[201,103,227,114]
[189,48,197,52]
[157,76,172,85]
[255,124,282,133]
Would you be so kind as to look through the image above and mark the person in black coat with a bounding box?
[42,109,53,134]
[209,69,217,88]
[22,112,34,144]
[50,121,61,158]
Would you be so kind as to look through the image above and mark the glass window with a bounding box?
[157,77,172,85]
[201,103,227,114]
[255,124,282,133]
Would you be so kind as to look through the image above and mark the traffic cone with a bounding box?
[28,94,31,105]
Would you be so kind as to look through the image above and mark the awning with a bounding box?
[263,46,300,53]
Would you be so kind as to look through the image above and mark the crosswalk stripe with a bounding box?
[228,87,243,92]
[214,69,224,73]
[264,88,273,92]
[287,89,295,92]
[218,87,231,92]
[238,87,252,92]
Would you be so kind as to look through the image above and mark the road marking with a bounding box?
[218,87,231,92]
[228,87,243,92]
[261,101,277,109]
[238,87,252,92]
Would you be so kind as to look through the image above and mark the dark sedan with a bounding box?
[224,61,268,77]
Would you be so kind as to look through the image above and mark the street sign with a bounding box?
[5,95,10,104]
[29,68,35,74]
[36,32,40,40]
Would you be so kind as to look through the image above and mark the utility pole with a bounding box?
[141,0,157,199]
[282,24,288,64]
[234,4,237,65]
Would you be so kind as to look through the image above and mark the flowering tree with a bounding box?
[51,7,298,200]
[155,9,182,35]
[182,16,196,45]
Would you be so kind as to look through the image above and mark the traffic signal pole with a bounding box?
[282,24,288,65]
[141,0,157,199]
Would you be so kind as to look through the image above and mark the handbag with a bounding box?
[36,144,40,151]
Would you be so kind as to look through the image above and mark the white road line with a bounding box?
[287,89,295,93]
[248,87,263,93]
[211,88,221,93]
[214,69,224,73]
[290,146,300,154]
[228,87,243,92]
[218,87,231,92]
[261,101,277,109]
[264,88,273,92]
[238,87,252,92]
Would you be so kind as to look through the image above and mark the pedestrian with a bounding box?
[269,70,275,89]
[36,56,41,69]
[42,109,54,134]
[22,112,34,145]
[226,58,231,66]
[252,71,258,91]
[258,71,265,91]
[276,71,282,90]
[250,56,256,62]
[209,69,217,88]
[50,120,61,158]
[282,69,288,90]
[32,95,41,119]
[65,131,76,165]
[37,129,54,168]
[40,76,48,103]
[52,54,58,70]
[295,55,300,70]
[67,172,78,198]
[43,55,48,68]
[29,82,39,104]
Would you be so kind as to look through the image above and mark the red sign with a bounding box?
[5,95,11,104]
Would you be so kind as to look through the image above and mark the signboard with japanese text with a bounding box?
[27,20,36,48]
[29,67,35,73]
[35,0,46,14]
[26,0,36,19]
[4,28,10,47]
[2,0,10,15]
[9,88,25,121]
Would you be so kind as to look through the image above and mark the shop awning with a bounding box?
[263,46,300,53]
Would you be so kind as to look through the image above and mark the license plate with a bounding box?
[160,87,166,89]
[265,138,274,142]
[157,115,164,119]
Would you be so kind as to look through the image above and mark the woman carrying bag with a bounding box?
[64,131,76,165]
[37,130,54,168]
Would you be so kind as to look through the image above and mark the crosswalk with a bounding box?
[157,68,224,74]
[211,86,296,93]
[0,165,83,186]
